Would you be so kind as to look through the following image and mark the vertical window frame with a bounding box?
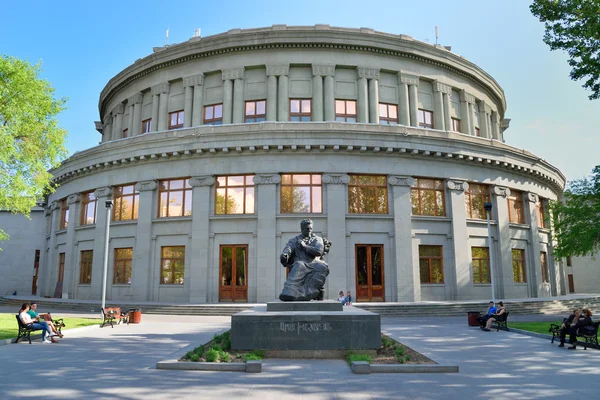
[141,118,152,134]
[419,245,444,284]
[280,174,322,213]
[347,174,388,214]
[289,99,312,121]
[59,199,69,230]
[417,109,434,128]
[451,117,461,132]
[512,248,527,283]
[113,247,133,285]
[508,191,525,224]
[80,191,97,226]
[215,175,255,215]
[168,110,184,129]
[379,103,398,125]
[158,178,193,218]
[113,184,139,221]
[541,251,549,283]
[203,103,223,125]
[160,246,185,285]
[244,100,266,123]
[465,183,491,220]
[411,178,446,217]
[472,247,491,284]
[79,250,93,285]
[536,199,546,228]
[335,99,357,122]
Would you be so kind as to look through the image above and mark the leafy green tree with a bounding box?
[0,56,67,243]
[215,192,238,214]
[551,165,600,257]
[530,0,600,100]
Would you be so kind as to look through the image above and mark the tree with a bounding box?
[0,56,67,243]
[530,0,600,100]
[550,165,600,257]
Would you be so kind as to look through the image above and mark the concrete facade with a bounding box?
[18,25,569,303]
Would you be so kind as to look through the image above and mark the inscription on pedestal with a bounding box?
[280,321,333,334]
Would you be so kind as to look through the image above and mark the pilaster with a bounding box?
[460,90,474,135]
[222,68,245,124]
[90,187,112,301]
[112,103,124,141]
[102,114,113,143]
[128,93,143,136]
[357,76,368,123]
[266,73,278,121]
[446,179,469,300]
[400,74,420,128]
[433,81,451,131]
[526,192,542,298]
[313,65,336,122]
[63,194,81,298]
[185,74,205,127]
[269,65,290,122]
[493,185,512,299]
[478,101,492,139]
[133,180,157,301]
[152,83,170,132]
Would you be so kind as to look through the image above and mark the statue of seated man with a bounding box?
[279,219,332,301]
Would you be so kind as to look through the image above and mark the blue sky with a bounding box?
[2,0,598,181]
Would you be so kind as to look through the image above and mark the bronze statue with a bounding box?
[279,219,332,301]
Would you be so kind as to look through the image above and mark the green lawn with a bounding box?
[0,314,101,340]
[510,321,600,340]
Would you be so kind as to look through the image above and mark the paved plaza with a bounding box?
[0,313,599,399]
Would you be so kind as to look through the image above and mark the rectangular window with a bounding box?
[161,246,185,285]
[80,191,97,225]
[465,183,491,220]
[215,175,255,215]
[419,245,444,284]
[280,174,322,213]
[508,190,525,224]
[512,249,527,283]
[335,100,357,122]
[348,175,388,214]
[290,99,312,121]
[113,184,139,221]
[472,247,491,284]
[122,128,128,138]
[59,199,69,230]
[113,248,133,284]
[58,253,65,283]
[411,178,446,216]
[451,118,461,132]
[379,103,398,125]
[566,256,572,267]
[141,118,152,134]
[418,109,434,128]
[245,100,266,123]
[204,104,223,125]
[79,250,93,284]
[168,110,184,129]
[536,199,546,228]
[475,127,481,137]
[541,252,549,283]
[158,178,192,217]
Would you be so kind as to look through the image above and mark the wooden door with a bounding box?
[31,250,40,295]
[219,245,248,302]
[355,244,385,302]
[568,274,575,293]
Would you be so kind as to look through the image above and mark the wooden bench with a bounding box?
[15,315,40,344]
[491,312,510,331]
[101,307,129,328]
[39,313,65,334]
[549,320,600,350]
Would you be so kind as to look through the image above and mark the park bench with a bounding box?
[101,307,129,328]
[491,312,510,331]
[549,320,600,350]
[39,313,65,334]
[15,315,40,344]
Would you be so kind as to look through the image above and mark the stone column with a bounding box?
[150,90,160,133]
[447,179,469,300]
[64,195,80,298]
[42,203,60,296]
[278,73,289,122]
[152,83,170,132]
[253,173,281,302]
[183,82,194,128]
[357,76,368,123]
[358,67,380,124]
[267,65,290,122]
[133,181,156,301]
[525,192,542,298]
[323,174,350,299]
[389,176,418,301]
[222,78,233,124]
[112,104,124,141]
[492,186,512,299]
[127,104,134,137]
[479,101,491,139]
[491,111,500,140]
[188,74,205,126]
[266,70,278,121]
[433,81,450,131]
[188,176,215,303]
[397,74,410,126]
[312,65,336,122]
[400,74,420,128]
[102,114,112,143]
[434,82,452,131]
[369,78,379,124]
[128,93,143,136]
[460,90,474,135]
[311,65,326,122]
[90,187,112,301]
[470,102,478,135]
[221,68,245,124]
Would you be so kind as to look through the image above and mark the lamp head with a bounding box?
[483,202,493,212]
[105,200,114,208]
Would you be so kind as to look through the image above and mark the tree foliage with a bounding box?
[530,0,600,100]
[0,56,68,242]
[550,165,600,257]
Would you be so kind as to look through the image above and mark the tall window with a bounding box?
[508,190,525,224]
[58,253,65,283]
[475,127,481,137]
[122,128,128,138]
[512,249,527,283]
[348,175,388,214]
[79,250,93,284]
[141,118,152,134]
[60,199,69,230]
[113,184,139,221]
[168,110,184,129]
[536,199,547,228]
[161,246,185,285]
[472,247,491,284]
[411,178,445,216]
[451,118,461,132]
[465,183,491,220]
[80,191,97,225]
[541,252,549,283]
[290,99,312,121]
[245,100,266,122]
[335,100,357,122]
[419,245,444,284]
[113,248,133,284]
[418,109,433,128]
[280,174,322,213]
[204,104,223,125]
[379,103,398,125]
[215,175,255,215]
[159,178,192,217]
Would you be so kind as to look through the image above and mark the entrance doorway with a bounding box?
[568,274,575,293]
[355,244,385,302]
[32,250,40,295]
[219,245,248,302]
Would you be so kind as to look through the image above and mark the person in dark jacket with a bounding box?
[558,308,580,347]
[477,301,497,327]
[566,308,593,350]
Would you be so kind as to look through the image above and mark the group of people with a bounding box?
[18,302,63,343]
[477,301,507,331]
[557,308,594,350]
[338,291,352,306]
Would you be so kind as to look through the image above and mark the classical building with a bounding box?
[12,25,570,303]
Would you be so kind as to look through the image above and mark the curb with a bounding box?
[1,324,100,346]
[350,361,459,374]
[156,359,261,373]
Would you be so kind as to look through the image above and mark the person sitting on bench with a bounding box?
[562,308,593,350]
[28,301,63,338]
[557,308,580,347]
[19,303,57,343]
[477,301,497,327]
[482,301,506,331]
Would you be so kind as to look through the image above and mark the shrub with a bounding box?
[205,349,220,362]
[395,346,405,357]
[219,351,231,362]
[243,352,263,362]
[193,345,204,356]
[185,351,194,359]
[212,345,223,352]
[381,337,394,348]
[190,353,200,362]
[347,352,372,366]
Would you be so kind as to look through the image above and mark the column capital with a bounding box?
[112,103,125,115]
[491,110,499,122]
[189,176,216,187]
[398,72,419,86]
[388,175,415,186]
[322,173,350,185]
[94,187,112,199]
[493,186,511,198]
[312,64,335,77]
[127,92,143,105]
[135,180,157,192]
[478,100,492,114]
[527,192,539,203]
[357,67,380,80]
[151,82,170,96]
[50,200,60,211]
[266,64,290,77]
[184,73,205,87]
[67,194,81,205]
[44,206,52,217]
[460,89,476,104]
[253,173,281,185]
[103,113,112,125]
[434,80,453,95]
[221,67,245,80]
[446,179,469,192]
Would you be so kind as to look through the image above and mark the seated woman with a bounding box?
[19,303,58,343]
[558,308,581,347]
[345,291,352,306]
[28,301,63,338]
[482,301,506,331]
[566,308,593,350]
[338,291,346,304]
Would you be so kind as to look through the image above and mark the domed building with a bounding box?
[35,25,566,303]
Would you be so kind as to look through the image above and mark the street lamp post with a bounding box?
[484,202,496,303]
[101,199,113,314]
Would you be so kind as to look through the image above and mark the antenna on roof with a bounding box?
[435,26,439,45]
[193,28,201,38]
[165,27,169,46]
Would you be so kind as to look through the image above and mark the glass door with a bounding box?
[355,244,384,302]
[219,245,248,302]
